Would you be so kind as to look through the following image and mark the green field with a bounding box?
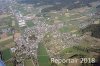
[38,42,51,66]
[0,37,13,47]
[6,62,13,66]
[24,59,34,66]
[2,49,12,61]
[26,20,34,27]
[59,26,76,33]
[59,26,69,33]
[0,15,13,27]
[61,46,89,59]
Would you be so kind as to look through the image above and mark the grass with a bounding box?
[7,32,13,36]
[12,21,16,26]
[38,42,51,66]
[68,13,83,19]
[58,15,69,22]
[38,44,48,55]
[0,16,13,28]
[59,26,70,33]
[0,36,13,47]
[0,36,15,50]
[61,46,89,59]
[13,19,20,31]
[6,62,13,66]
[0,14,11,19]
[59,24,79,33]
[0,16,13,27]
[46,19,54,25]
[58,13,82,22]
[2,49,12,61]
[24,59,34,66]
[26,20,34,27]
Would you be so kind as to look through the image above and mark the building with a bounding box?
[18,20,26,27]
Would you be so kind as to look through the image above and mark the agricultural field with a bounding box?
[6,61,13,66]
[61,46,89,58]
[26,20,34,27]
[42,8,93,36]
[0,36,15,50]
[0,13,16,66]
[0,15,13,27]
[2,49,12,61]
[38,42,51,66]
[24,59,34,66]
[0,14,16,39]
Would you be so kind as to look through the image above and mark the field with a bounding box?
[6,62,13,66]
[61,45,89,59]
[2,49,12,61]
[0,36,14,50]
[24,59,34,66]
[26,20,34,27]
[0,15,14,36]
[0,15,13,27]
[38,42,51,66]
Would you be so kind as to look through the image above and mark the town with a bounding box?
[0,0,100,66]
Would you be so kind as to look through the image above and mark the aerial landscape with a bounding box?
[0,0,100,66]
